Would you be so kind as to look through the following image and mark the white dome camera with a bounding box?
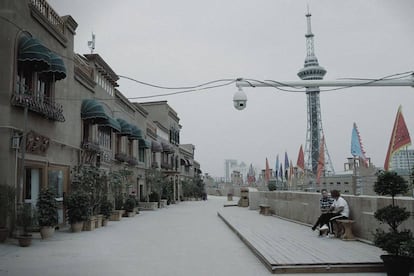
[233,87,247,110]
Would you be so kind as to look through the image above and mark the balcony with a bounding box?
[161,162,173,170]
[11,92,65,122]
[127,157,138,166]
[115,153,128,163]
[81,140,101,154]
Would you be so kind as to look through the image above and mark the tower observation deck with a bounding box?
[297,10,335,177]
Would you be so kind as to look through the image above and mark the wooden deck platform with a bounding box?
[218,207,386,274]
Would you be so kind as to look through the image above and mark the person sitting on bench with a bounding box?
[311,189,333,233]
[326,190,349,238]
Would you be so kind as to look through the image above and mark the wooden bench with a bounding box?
[259,204,271,216]
[336,219,355,241]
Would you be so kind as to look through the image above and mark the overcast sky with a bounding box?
[48,0,414,177]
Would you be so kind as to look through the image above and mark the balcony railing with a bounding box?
[11,92,65,122]
[29,0,64,34]
[115,153,128,163]
[127,157,138,166]
[81,140,101,153]
[161,162,173,170]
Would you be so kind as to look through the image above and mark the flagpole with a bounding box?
[405,146,414,197]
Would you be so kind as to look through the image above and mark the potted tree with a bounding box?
[0,184,15,242]
[100,200,113,226]
[37,188,58,239]
[124,196,136,217]
[16,204,36,247]
[64,190,89,232]
[373,170,414,275]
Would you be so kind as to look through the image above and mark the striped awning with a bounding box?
[18,34,50,71]
[161,141,174,153]
[99,116,121,132]
[151,140,162,152]
[116,118,132,136]
[139,139,151,149]
[81,99,108,122]
[129,125,143,140]
[41,51,66,80]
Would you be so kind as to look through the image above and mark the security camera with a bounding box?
[233,87,247,110]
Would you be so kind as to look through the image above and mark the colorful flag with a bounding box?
[279,163,283,180]
[247,163,256,185]
[384,106,411,170]
[316,136,325,184]
[275,154,279,179]
[284,152,289,180]
[351,122,368,167]
[265,158,271,183]
[289,160,294,182]
[296,145,305,170]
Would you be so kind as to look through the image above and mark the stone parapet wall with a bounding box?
[249,191,414,241]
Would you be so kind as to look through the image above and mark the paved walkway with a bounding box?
[0,196,388,276]
[218,204,386,274]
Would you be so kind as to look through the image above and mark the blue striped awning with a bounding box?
[129,125,143,140]
[139,139,151,149]
[81,99,108,122]
[18,34,51,71]
[116,118,132,136]
[99,116,121,132]
[42,51,66,80]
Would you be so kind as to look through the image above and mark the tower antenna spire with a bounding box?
[87,32,95,54]
[297,7,335,182]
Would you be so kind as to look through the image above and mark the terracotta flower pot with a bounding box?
[70,221,84,233]
[18,234,32,247]
[40,226,55,239]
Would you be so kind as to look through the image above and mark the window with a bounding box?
[128,139,133,156]
[98,126,112,149]
[116,135,122,154]
[138,147,145,163]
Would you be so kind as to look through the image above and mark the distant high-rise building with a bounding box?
[391,149,414,175]
[297,9,335,177]
[224,160,248,182]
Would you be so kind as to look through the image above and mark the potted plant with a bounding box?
[37,188,58,239]
[373,170,414,276]
[0,184,15,242]
[16,204,36,247]
[124,196,136,217]
[64,190,89,232]
[100,200,113,226]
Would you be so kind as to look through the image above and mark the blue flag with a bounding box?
[351,123,367,161]
[275,154,279,179]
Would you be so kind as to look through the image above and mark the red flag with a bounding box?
[316,136,325,184]
[265,158,271,183]
[384,106,411,170]
[296,145,305,170]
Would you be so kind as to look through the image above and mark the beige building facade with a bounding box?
[0,0,202,225]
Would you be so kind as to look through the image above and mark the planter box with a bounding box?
[83,216,96,231]
[134,207,139,214]
[139,202,158,210]
[126,211,135,217]
[102,219,108,227]
[109,210,124,221]
[159,199,168,208]
[95,215,103,228]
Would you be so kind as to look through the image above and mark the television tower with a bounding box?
[297,9,335,176]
